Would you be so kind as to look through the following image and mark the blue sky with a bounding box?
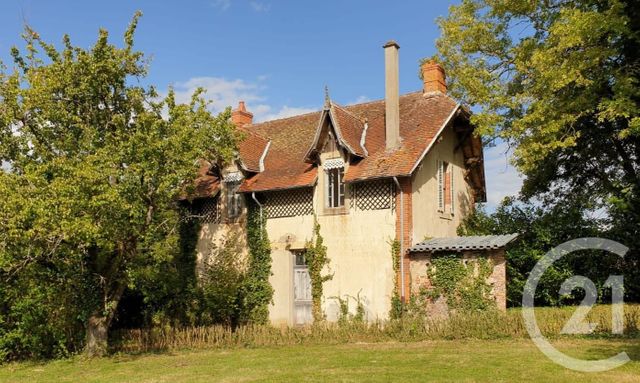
[0,0,521,208]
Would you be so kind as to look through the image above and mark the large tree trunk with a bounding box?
[86,314,109,357]
[85,279,126,357]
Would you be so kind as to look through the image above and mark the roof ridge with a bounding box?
[244,90,442,128]
[343,90,424,109]
[331,102,366,123]
[247,109,321,127]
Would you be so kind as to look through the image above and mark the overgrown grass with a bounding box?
[110,304,640,354]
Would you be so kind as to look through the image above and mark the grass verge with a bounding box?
[1,338,639,382]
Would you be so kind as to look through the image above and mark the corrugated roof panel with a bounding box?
[408,234,519,253]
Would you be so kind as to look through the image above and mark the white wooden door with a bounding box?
[293,255,312,325]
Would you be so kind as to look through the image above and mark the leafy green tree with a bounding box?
[0,13,239,356]
[240,199,274,324]
[459,198,620,306]
[435,0,640,295]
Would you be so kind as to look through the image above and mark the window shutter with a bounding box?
[234,194,241,216]
[450,166,455,214]
[338,168,345,206]
[437,160,444,211]
[325,170,332,208]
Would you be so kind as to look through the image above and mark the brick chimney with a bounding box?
[384,40,400,150]
[231,101,253,126]
[421,60,446,94]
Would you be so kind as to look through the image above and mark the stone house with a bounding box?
[187,41,511,325]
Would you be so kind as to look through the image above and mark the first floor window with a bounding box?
[437,160,454,213]
[326,167,345,208]
[226,180,242,219]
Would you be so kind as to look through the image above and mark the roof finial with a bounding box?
[324,85,331,109]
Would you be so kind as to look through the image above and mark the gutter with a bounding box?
[258,140,271,172]
[392,176,405,304]
[360,120,369,157]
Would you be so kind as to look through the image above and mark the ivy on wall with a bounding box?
[241,199,274,324]
[331,291,366,325]
[389,239,403,319]
[426,254,495,312]
[304,219,332,322]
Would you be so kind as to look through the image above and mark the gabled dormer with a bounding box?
[301,92,368,214]
[304,91,368,165]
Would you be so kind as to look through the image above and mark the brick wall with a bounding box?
[489,249,507,311]
[408,249,507,313]
[395,177,412,302]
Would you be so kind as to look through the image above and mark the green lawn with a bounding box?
[1,338,639,382]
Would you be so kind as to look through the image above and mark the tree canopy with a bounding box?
[0,12,240,357]
[435,0,639,201]
[435,0,640,297]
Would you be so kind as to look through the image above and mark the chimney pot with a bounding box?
[421,60,447,94]
[384,40,401,150]
[231,100,253,126]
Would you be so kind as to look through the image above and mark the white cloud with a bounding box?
[211,0,231,10]
[249,1,271,12]
[349,95,371,104]
[170,76,266,113]
[211,0,271,12]
[166,76,316,123]
[257,106,316,122]
[483,141,523,209]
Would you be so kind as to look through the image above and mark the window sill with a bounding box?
[438,211,454,221]
[322,207,349,216]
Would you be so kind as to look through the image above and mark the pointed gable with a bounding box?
[304,101,367,163]
[330,103,367,157]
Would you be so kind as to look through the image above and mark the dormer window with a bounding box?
[224,172,243,219]
[226,180,242,219]
[324,158,345,209]
[326,167,345,208]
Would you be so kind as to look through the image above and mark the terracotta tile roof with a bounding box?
[181,161,221,200]
[344,92,459,182]
[237,127,270,172]
[192,175,220,199]
[237,91,462,192]
[330,103,367,157]
[238,112,320,192]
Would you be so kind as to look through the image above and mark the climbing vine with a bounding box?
[241,199,274,324]
[426,254,495,312]
[304,218,332,322]
[331,291,366,325]
[389,239,403,319]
